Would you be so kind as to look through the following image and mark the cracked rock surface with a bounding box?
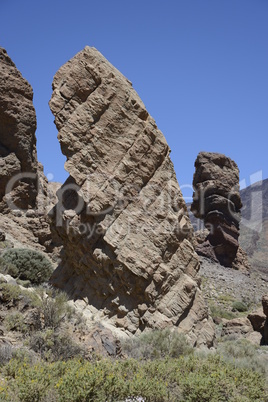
[0,48,57,253]
[0,47,38,210]
[49,47,214,346]
[191,152,250,271]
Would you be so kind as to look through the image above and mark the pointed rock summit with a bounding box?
[49,47,214,346]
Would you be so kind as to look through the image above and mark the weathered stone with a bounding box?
[246,296,268,345]
[0,48,58,257]
[49,46,214,346]
[221,317,253,339]
[0,47,38,210]
[191,152,250,271]
[246,331,262,346]
[248,307,266,333]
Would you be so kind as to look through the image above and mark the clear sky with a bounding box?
[0,0,267,202]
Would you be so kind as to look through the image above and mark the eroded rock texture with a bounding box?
[191,152,249,270]
[0,48,56,253]
[0,47,39,210]
[49,46,214,346]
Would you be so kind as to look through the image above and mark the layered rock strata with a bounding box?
[191,152,249,270]
[0,48,55,252]
[49,46,214,346]
[0,47,39,210]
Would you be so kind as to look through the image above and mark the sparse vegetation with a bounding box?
[122,328,193,360]
[28,329,85,362]
[4,312,27,334]
[217,339,268,377]
[209,302,237,320]
[232,300,248,312]
[0,256,267,401]
[35,288,74,330]
[1,248,53,285]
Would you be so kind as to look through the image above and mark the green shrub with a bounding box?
[1,249,53,284]
[232,301,248,312]
[35,289,74,330]
[209,303,236,320]
[0,282,39,306]
[4,312,27,334]
[217,339,267,376]
[28,329,84,362]
[0,354,267,402]
[122,328,194,360]
[0,257,19,277]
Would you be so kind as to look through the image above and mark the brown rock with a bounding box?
[191,152,250,271]
[247,307,266,333]
[246,331,262,346]
[49,46,214,346]
[0,48,59,256]
[0,47,38,210]
[221,317,253,339]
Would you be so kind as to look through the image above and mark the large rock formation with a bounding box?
[0,48,55,253]
[191,152,249,270]
[0,47,39,210]
[49,46,214,346]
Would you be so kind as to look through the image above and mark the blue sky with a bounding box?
[0,0,267,201]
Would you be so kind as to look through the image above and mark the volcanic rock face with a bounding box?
[49,46,214,346]
[0,47,39,210]
[191,152,249,270]
[0,48,55,252]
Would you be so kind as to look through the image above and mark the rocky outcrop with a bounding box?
[0,48,56,254]
[0,47,39,210]
[49,46,214,346]
[247,295,268,345]
[191,152,250,271]
[262,295,268,344]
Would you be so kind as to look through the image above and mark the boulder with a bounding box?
[191,152,250,271]
[247,307,266,333]
[49,46,215,347]
[221,317,253,339]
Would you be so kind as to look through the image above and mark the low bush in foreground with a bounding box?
[1,248,53,284]
[217,339,268,377]
[0,353,267,402]
[122,328,193,360]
